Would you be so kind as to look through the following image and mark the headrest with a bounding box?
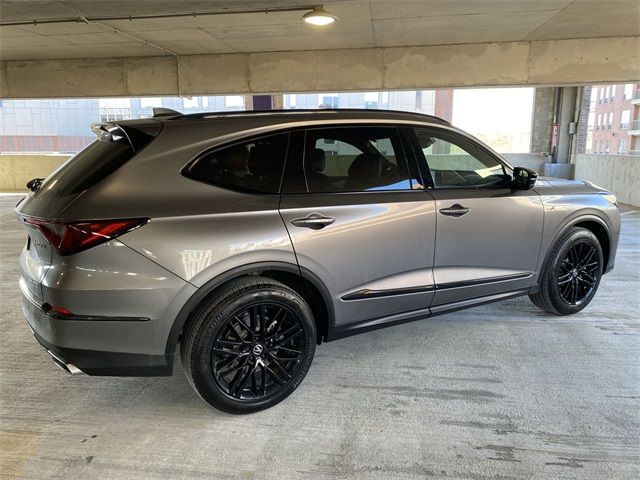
[348,153,382,180]
[309,148,326,173]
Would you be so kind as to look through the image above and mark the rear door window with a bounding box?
[186,132,289,194]
[299,126,415,193]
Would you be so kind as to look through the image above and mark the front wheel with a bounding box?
[181,276,316,413]
[529,227,603,315]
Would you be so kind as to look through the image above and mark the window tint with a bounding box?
[303,127,414,193]
[413,128,508,188]
[36,138,136,198]
[187,133,289,194]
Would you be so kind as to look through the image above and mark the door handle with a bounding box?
[439,204,470,217]
[291,213,336,230]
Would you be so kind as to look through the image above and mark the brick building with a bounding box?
[590,83,637,155]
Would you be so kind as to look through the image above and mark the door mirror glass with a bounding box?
[512,166,538,190]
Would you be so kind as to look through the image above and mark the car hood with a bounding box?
[534,176,612,195]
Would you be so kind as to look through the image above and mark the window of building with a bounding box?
[611,85,616,99]
[597,113,602,129]
[605,86,611,101]
[182,96,199,109]
[618,139,627,155]
[364,92,379,109]
[608,112,613,128]
[319,94,339,109]
[185,132,289,194]
[225,96,244,110]
[99,107,131,122]
[621,110,631,129]
[201,97,209,108]
[604,141,610,154]
[140,97,162,109]
[288,94,297,109]
[624,84,634,100]
[300,126,413,193]
[413,128,508,188]
[599,87,604,102]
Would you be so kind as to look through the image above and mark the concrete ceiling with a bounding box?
[1,0,639,61]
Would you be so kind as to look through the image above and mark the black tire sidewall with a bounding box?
[191,287,316,413]
[547,229,603,315]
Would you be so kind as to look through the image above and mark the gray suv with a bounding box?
[17,108,620,413]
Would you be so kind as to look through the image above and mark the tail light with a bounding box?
[22,217,148,256]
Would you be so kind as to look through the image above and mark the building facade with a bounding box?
[590,83,637,155]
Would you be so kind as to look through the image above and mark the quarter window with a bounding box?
[186,133,289,194]
[301,126,415,193]
[412,128,508,188]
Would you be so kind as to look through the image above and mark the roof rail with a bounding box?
[171,108,451,124]
[153,107,182,118]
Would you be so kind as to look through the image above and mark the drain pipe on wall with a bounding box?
[79,17,184,98]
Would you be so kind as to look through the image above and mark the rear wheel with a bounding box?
[529,227,603,315]
[181,276,316,413]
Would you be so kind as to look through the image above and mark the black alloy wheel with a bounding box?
[181,276,316,413]
[212,302,306,400]
[529,227,603,315]
[556,240,600,306]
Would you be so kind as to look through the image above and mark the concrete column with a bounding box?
[556,86,579,164]
[543,86,580,178]
[530,87,557,156]
[576,86,592,154]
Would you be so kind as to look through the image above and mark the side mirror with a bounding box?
[512,167,537,190]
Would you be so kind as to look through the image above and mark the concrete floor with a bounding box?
[1,194,638,480]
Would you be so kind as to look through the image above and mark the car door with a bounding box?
[406,126,544,310]
[278,125,436,332]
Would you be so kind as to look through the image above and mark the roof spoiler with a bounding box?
[153,107,182,118]
[90,121,161,152]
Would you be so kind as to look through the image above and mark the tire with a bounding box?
[180,276,316,413]
[529,227,603,315]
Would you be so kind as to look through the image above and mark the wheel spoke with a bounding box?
[265,365,287,386]
[230,363,254,397]
[558,272,572,285]
[579,247,595,268]
[211,302,306,401]
[267,307,286,335]
[269,357,292,381]
[231,317,253,339]
[259,364,267,397]
[215,339,244,348]
[275,346,302,355]
[220,356,249,377]
[259,304,267,339]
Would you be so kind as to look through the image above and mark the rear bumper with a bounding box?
[20,278,172,376]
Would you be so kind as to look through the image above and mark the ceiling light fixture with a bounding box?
[302,5,339,26]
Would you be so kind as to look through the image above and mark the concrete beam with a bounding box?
[1,36,639,98]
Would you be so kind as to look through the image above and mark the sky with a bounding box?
[452,87,535,135]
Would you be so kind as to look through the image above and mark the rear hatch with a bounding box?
[16,120,161,303]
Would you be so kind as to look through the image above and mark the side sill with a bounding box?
[328,307,430,341]
[429,289,530,316]
[326,287,533,342]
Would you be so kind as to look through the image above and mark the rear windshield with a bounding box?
[35,138,136,198]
